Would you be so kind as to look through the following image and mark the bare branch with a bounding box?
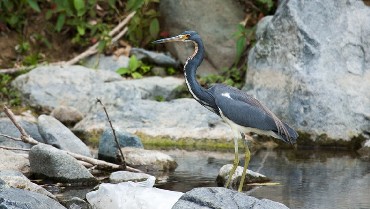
[0,133,22,141]
[65,12,135,65]
[3,105,39,145]
[0,145,30,151]
[96,98,127,169]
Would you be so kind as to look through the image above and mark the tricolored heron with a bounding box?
[153,31,298,192]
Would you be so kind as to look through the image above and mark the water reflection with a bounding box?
[156,149,370,209]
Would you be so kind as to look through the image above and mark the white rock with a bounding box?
[86,181,183,209]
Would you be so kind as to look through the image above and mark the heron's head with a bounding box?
[152,31,200,44]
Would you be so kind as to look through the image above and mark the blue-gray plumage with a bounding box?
[153,31,298,192]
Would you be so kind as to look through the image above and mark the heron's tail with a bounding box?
[275,122,298,144]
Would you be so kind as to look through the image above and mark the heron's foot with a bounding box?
[224,152,239,188]
[238,143,251,192]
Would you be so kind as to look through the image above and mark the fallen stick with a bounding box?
[0,145,30,151]
[2,105,142,173]
[65,11,134,65]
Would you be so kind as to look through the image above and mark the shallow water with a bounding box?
[156,149,370,209]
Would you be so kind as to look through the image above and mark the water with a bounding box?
[155,149,370,209]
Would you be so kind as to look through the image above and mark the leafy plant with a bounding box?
[45,0,116,47]
[0,0,41,31]
[0,74,21,106]
[234,24,256,64]
[116,55,151,79]
[200,66,247,89]
[126,0,160,47]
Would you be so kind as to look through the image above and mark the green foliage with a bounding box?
[0,0,41,30]
[200,66,247,89]
[0,74,22,106]
[46,0,116,47]
[126,0,160,47]
[234,24,256,64]
[116,55,152,79]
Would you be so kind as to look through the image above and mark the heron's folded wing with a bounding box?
[214,93,278,132]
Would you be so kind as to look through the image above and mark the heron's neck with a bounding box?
[184,40,214,107]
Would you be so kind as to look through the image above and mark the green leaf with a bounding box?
[129,55,140,71]
[2,0,14,11]
[108,0,116,8]
[149,18,159,39]
[27,0,41,12]
[45,10,53,20]
[126,0,144,11]
[77,25,85,35]
[97,40,107,53]
[55,14,66,32]
[236,37,246,61]
[73,0,85,16]
[131,72,142,79]
[116,67,131,75]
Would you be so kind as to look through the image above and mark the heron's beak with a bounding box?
[152,35,187,44]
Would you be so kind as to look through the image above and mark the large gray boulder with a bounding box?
[38,115,92,157]
[159,0,244,75]
[12,65,183,113]
[12,65,139,113]
[0,187,66,209]
[74,98,232,140]
[246,0,370,141]
[172,187,289,209]
[29,144,96,183]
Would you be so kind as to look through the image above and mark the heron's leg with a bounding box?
[238,134,251,192]
[225,131,240,189]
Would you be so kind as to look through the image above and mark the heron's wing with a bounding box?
[210,84,297,143]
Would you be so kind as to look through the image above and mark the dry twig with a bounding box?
[96,98,127,169]
[0,145,30,151]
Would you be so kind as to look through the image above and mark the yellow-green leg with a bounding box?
[238,136,251,192]
[225,131,240,189]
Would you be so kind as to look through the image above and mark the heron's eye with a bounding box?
[185,34,190,39]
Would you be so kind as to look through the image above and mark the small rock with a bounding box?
[358,139,370,160]
[151,67,167,77]
[130,48,179,67]
[0,149,29,174]
[84,54,129,72]
[216,164,270,189]
[98,128,143,163]
[0,187,66,209]
[0,117,44,149]
[29,144,97,183]
[122,147,178,171]
[172,187,289,209]
[0,170,55,199]
[109,171,153,184]
[51,106,84,126]
[38,115,92,157]
[61,197,91,209]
